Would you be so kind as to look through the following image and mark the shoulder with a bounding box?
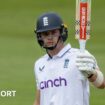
[68,47,94,60]
[35,54,48,67]
[68,47,80,55]
[34,54,48,74]
[69,47,93,55]
[70,48,79,52]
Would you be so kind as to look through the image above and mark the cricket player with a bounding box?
[33,12,105,105]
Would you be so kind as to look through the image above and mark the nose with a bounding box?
[47,32,53,39]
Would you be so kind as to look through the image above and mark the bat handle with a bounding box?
[79,40,86,52]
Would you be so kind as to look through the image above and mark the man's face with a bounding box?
[40,29,60,48]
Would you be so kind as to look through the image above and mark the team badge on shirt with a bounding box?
[64,59,69,68]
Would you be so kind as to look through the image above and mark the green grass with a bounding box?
[0,0,105,105]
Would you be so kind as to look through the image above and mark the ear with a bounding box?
[61,24,68,42]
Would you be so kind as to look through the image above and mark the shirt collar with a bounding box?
[47,44,71,60]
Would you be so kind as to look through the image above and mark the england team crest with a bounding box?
[64,59,69,68]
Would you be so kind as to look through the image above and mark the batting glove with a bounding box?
[76,51,97,78]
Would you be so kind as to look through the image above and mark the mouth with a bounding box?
[47,41,53,44]
[45,42,54,47]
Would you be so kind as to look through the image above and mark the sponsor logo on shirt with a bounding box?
[39,65,45,71]
[40,76,67,89]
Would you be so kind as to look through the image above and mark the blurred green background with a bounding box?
[0,0,105,105]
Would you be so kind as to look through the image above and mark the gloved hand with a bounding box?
[76,51,97,78]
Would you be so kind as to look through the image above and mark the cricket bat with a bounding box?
[75,0,91,52]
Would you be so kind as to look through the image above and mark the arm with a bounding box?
[88,69,105,89]
[76,51,105,89]
[33,89,40,105]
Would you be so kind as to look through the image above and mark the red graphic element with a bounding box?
[80,2,87,39]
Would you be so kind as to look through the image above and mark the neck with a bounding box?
[47,41,64,58]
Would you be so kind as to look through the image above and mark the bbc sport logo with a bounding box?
[0,90,16,97]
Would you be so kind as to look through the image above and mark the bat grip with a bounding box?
[79,40,86,52]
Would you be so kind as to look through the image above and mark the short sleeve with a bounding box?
[34,63,40,89]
